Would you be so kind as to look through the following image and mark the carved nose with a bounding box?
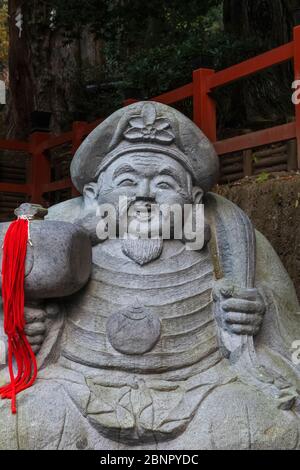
[136,180,154,200]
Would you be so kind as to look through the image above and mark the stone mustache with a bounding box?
[0,102,300,450]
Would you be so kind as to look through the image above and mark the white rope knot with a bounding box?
[18,215,33,246]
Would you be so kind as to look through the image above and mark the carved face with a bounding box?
[85,151,202,203]
[83,152,204,247]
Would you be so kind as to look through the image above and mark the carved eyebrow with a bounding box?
[158,166,182,185]
[113,164,138,179]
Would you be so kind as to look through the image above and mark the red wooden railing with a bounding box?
[1,26,300,205]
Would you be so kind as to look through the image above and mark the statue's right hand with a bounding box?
[0,301,60,361]
[24,302,60,355]
[0,306,45,366]
[24,306,47,354]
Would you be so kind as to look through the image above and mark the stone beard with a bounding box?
[120,237,164,266]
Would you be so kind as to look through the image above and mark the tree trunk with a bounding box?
[222,0,296,127]
[7,0,103,139]
[223,0,295,47]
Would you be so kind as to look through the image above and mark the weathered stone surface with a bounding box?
[0,102,299,450]
[106,300,161,355]
[215,174,300,300]
[0,220,92,298]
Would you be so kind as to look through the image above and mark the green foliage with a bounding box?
[49,0,221,43]
[121,35,205,98]
[94,3,224,99]
[27,0,294,129]
[44,0,224,119]
[256,172,270,183]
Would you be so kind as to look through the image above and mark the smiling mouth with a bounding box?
[132,203,153,222]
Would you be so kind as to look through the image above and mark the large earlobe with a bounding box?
[83,182,99,211]
[192,186,204,204]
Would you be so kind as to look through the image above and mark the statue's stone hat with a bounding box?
[71,101,219,193]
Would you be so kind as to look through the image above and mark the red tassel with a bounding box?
[0,217,37,413]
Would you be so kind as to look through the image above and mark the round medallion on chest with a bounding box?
[106,300,161,355]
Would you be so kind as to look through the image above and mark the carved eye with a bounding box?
[157,181,172,189]
[117,178,136,187]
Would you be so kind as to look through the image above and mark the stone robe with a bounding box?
[0,193,300,450]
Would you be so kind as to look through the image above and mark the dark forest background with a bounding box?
[1,0,300,138]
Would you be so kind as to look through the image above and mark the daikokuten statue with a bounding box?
[0,102,300,450]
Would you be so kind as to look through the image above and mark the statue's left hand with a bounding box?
[214,285,266,336]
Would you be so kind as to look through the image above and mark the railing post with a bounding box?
[28,132,51,205]
[294,25,300,169]
[243,149,253,177]
[193,68,217,142]
[71,121,88,197]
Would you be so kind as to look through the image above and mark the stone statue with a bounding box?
[0,101,300,450]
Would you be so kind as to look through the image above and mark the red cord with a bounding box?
[0,218,37,413]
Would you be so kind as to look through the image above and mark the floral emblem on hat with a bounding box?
[124,102,175,144]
